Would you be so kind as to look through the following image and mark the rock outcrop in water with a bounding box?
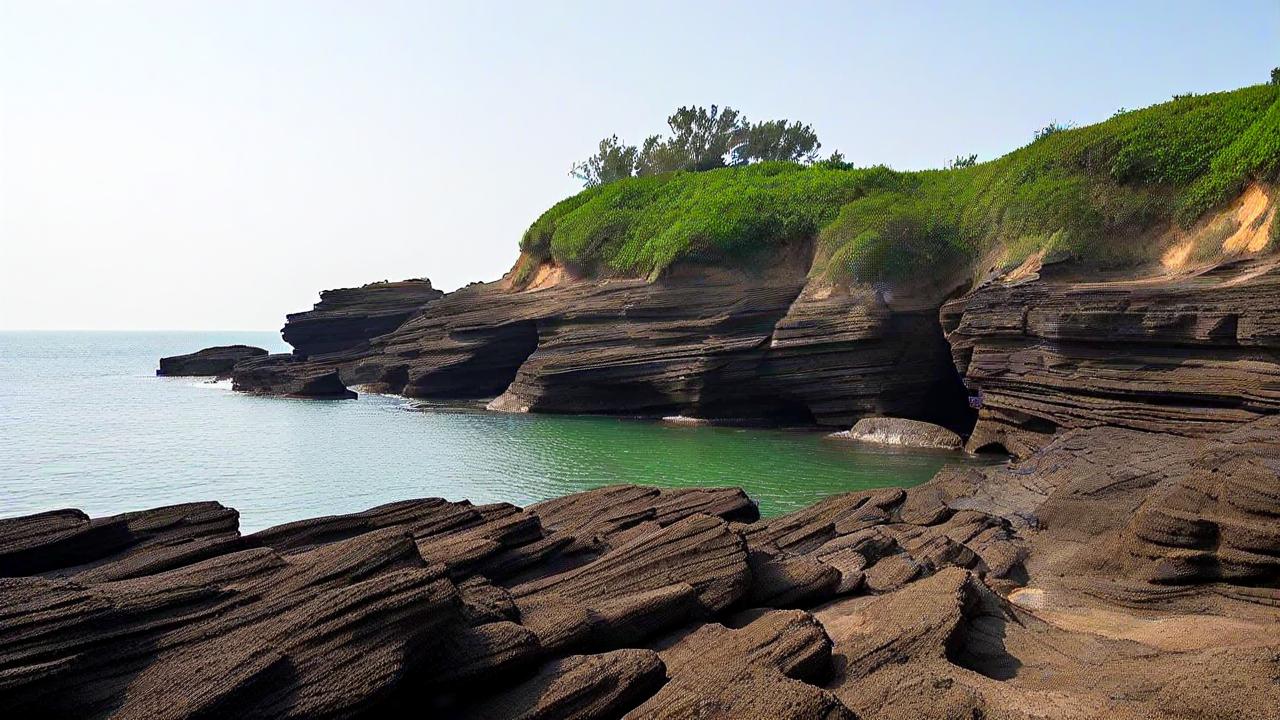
[157,345,267,377]
[213,278,445,400]
[836,416,964,449]
[232,353,358,399]
[3,414,1276,718]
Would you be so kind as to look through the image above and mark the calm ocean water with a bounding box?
[0,331,996,531]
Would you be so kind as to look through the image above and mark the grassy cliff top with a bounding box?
[519,83,1280,285]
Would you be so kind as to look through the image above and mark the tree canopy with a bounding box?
[570,105,825,187]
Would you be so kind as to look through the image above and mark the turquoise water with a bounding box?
[0,332,998,531]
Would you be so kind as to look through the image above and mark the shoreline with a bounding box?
[3,414,1276,717]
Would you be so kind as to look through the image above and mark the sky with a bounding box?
[2,1,1277,330]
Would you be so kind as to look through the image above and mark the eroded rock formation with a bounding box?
[157,345,267,377]
[3,418,1275,718]
[231,245,974,429]
[281,279,444,358]
[944,257,1280,456]
[232,353,357,399]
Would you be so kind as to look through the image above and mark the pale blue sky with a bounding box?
[2,1,1277,329]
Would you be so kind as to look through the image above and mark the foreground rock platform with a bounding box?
[2,421,1276,719]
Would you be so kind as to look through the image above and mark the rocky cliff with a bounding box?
[224,278,443,399]
[127,80,1280,717]
[232,221,1280,458]
[945,255,1280,456]
[282,279,444,358]
[236,243,974,432]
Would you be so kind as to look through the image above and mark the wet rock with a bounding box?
[231,353,357,399]
[837,416,963,450]
[157,345,267,377]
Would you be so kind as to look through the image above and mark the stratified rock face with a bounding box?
[755,289,974,430]
[232,353,357,399]
[282,279,444,358]
[157,345,267,377]
[454,649,668,720]
[338,252,973,429]
[837,416,964,449]
[945,258,1280,456]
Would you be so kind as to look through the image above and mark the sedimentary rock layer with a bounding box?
[945,258,1280,456]
[232,353,357,399]
[157,345,267,377]
[282,279,444,358]
[3,415,1275,718]
[242,248,973,428]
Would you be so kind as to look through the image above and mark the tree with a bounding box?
[655,104,746,172]
[569,104,826,187]
[816,150,851,169]
[947,154,977,169]
[1034,121,1070,142]
[1271,67,1280,86]
[569,135,638,188]
[731,120,821,165]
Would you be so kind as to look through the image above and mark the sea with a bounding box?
[0,331,998,531]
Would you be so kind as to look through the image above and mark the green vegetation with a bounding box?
[569,104,825,188]
[529,82,1280,285]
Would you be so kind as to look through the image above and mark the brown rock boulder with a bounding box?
[837,416,964,450]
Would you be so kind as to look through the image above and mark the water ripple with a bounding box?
[0,332,1001,531]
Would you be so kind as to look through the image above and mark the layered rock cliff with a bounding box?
[281,278,444,358]
[945,255,1280,456]
[229,278,443,398]
[236,242,974,432]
